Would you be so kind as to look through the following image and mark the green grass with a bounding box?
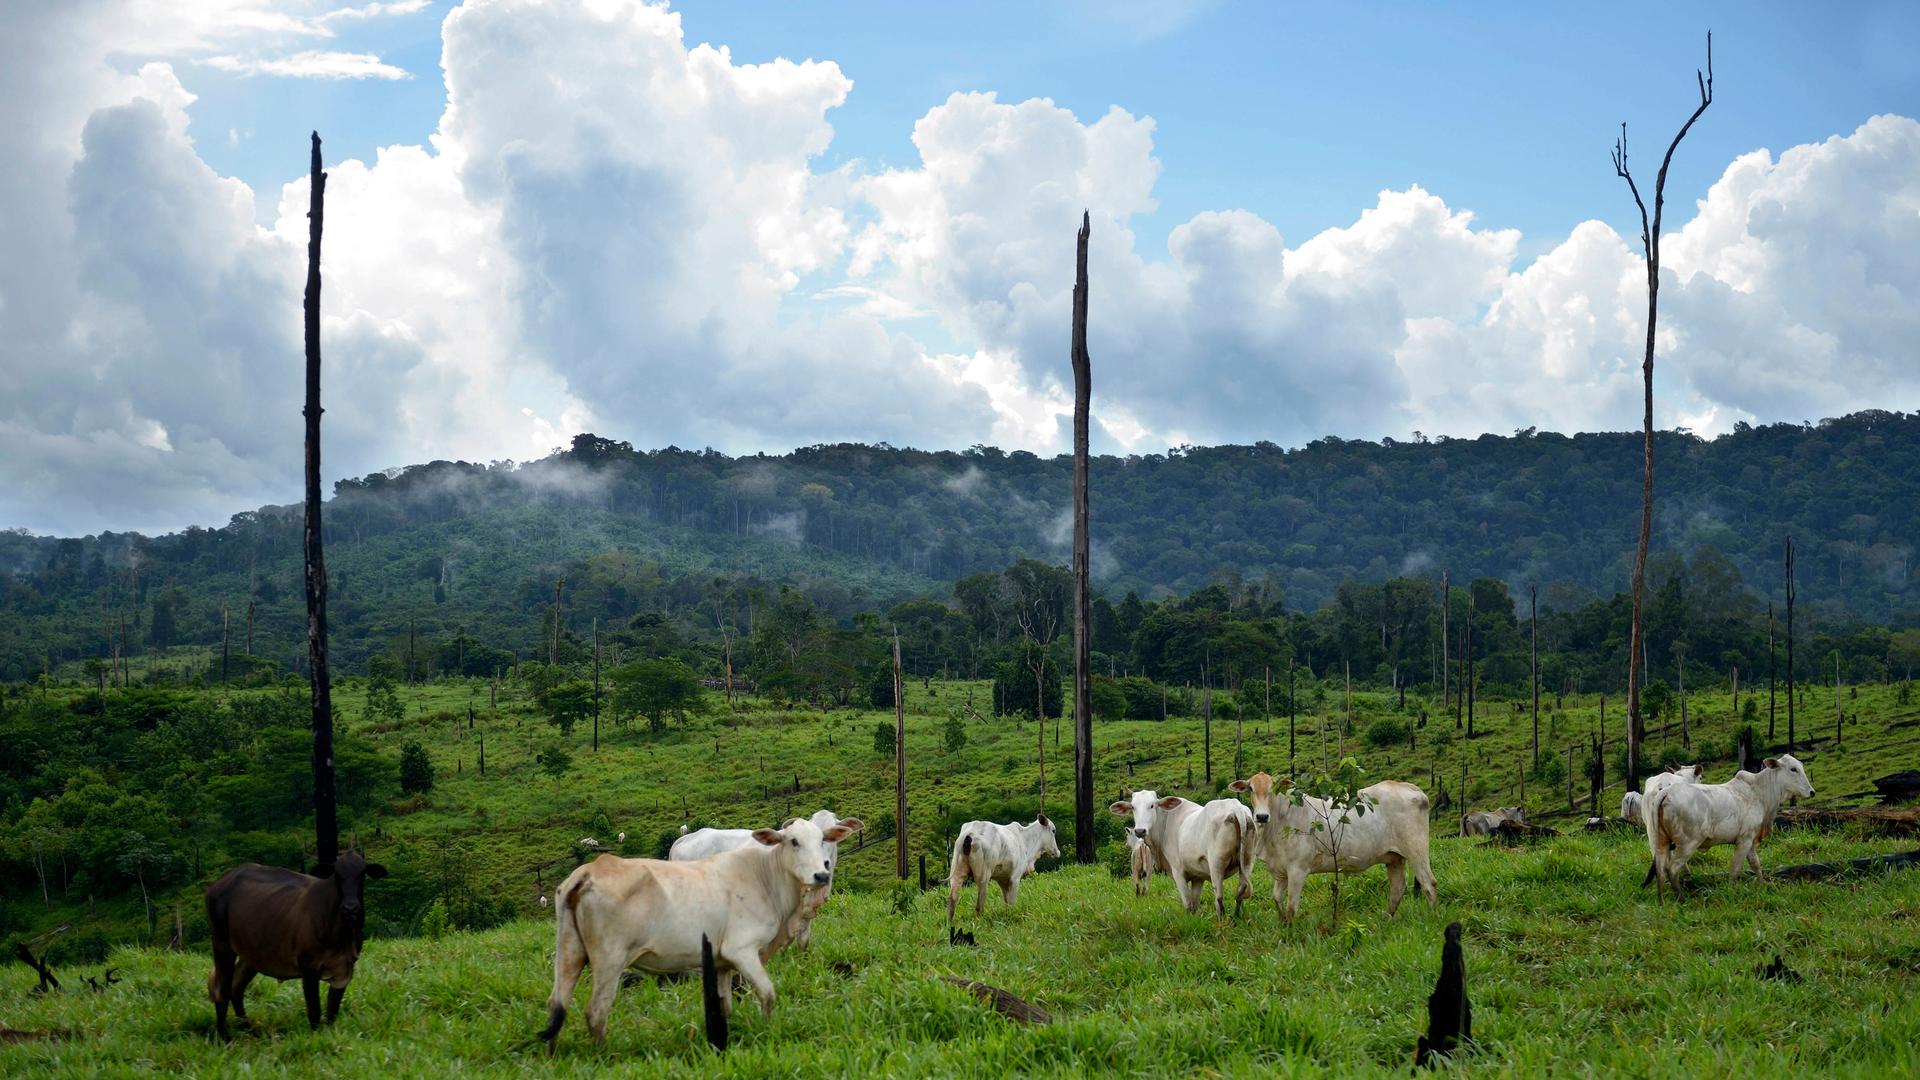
[8,675,1918,1074]
[5,828,1918,1077]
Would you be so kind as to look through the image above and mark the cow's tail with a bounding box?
[1648,787,1677,899]
[541,871,593,1047]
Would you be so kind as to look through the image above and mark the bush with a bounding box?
[1102,841,1134,880]
[1532,750,1565,787]
[419,897,451,940]
[1364,717,1410,748]
[398,741,434,795]
[942,713,966,754]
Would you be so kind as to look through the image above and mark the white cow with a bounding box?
[1108,791,1254,917]
[945,815,1060,922]
[1634,764,1704,885]
[1648,755,1813,900]
[540,816,860,1047]
[1231,772,1438,920]
[670,809,851,951]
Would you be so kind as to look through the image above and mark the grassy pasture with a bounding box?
[4,828,1918,1077]
[5,673,1916,1075]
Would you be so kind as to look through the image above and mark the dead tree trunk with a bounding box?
[1530,584,1539,771]
[893,629,908,880]
[1440,572,1450,716]
[1613,30,1713,794]
[1768,603,1777,741]
[1070,211,1095,864]
[591,618,600,753]
[221,605,230,685]
[301,132,338,870]
[245,600,254,657]
[1786,536,1797,748]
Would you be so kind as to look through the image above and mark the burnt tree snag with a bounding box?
[301,132,338,870]
[893,628,908,880]
[1070,211,1096,864]
[1613,30,1712,793]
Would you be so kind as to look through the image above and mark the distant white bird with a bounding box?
[678,823,689,835]
[617,831,627,843]
[539,894,549,907]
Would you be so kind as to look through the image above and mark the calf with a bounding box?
[670,809,852,951]
[1648,755,1813,900]
[1232,772,1437,920]
[542,816,860,1047]
[204,850,387,1042]
[945,815,1059,922]
[1125,829,1157,897]
[1109,791,1253,917]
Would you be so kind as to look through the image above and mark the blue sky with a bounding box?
[6,0,1920,534]
[184,1,1920,256]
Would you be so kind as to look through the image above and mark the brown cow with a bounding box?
[205,850,386,1041]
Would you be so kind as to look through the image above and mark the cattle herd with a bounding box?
[198,755,1819,1053]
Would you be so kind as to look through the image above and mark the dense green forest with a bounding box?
[3,410,1919,682]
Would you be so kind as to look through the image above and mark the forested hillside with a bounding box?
[2,410,1918,679]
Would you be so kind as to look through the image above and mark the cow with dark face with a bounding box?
[205,850,387,1041]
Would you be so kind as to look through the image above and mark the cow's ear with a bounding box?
[1228,779,1250,792]
[1036,813,1052,829]
[1108,801,1132,816]
[780,817,800,830]
[751,828,783,847]
[1275,777,1295,790]
[836,817,864,834]
[823,819,863,842]
[1663,765,1676,774]
[309,864,335,879]
[363,863,388,879]
[1764,757,1778,769]
[1156,796,1184,810]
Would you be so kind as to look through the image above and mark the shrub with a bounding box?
[419,897,451,940]
[1364,717,1410,748]
[398,741,434,795]
[874,720,897,756]
[942,713,966,754]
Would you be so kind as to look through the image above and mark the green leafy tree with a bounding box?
[538,741,573,782]
[398,740,435,794]
[1089,678,1128,723]
[873,720,896,757]
[942,712,967,754]
[361,655,405,727]
[546,680,595,736]
[610,658,703,733]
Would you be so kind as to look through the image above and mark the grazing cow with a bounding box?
[541,815,860,1047]
[1648,755,1814,899]
[1620,791,1644,822]
[1460,806,1527,837]
[1108,791,1253,917]
[670,809,851,950]
[945,815,1060,922]
[204,850,387,1042]
[1125,830,1157,897]
[1232,772,1437,920]
[1635,764,1704,886]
